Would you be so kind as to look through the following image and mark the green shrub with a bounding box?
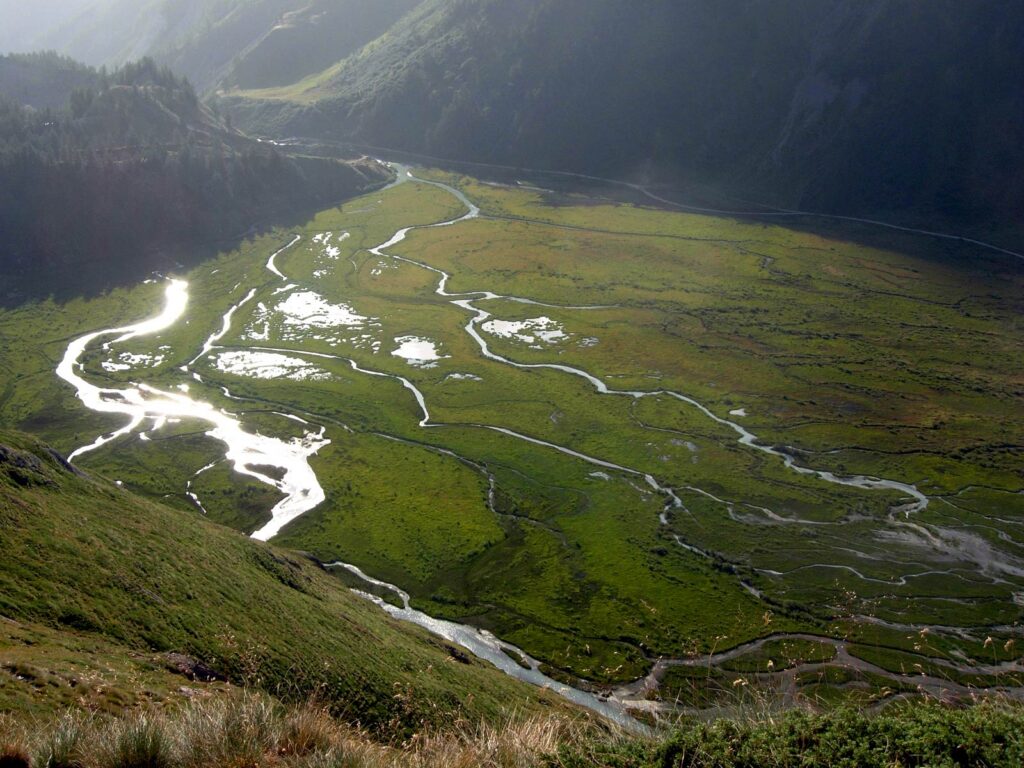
[555,701,1024,768]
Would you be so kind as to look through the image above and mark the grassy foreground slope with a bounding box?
[3,691,1024,767]
[0,429,562,730]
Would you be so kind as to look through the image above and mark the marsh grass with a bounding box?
[3,165,1022,704]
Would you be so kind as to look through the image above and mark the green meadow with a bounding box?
[1,166,1021,709]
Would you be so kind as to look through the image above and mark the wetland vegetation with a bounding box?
[1,162,1020,721]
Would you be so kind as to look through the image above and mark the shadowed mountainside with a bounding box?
[0,55,388,305]
[12,1,1022,235]
[220,0,1024,237]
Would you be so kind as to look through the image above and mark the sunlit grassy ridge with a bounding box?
[0,618,235,717]
[0,429,562,730]
[0,168,1021,709]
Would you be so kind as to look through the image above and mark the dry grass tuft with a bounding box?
[7,692,1024,767]
[1,694,603,768]
[96,714,174,768]
[405,715,582,768]
[277,704,336,759]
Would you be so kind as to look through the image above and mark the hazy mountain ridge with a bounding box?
[174,0,423,92]
[0,52,99,110]
[34,0,170,67]
[17,0,423,93]
[0,0,95,55]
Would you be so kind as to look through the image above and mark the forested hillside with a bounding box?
[0,52,98,110]
[0,56,386,304]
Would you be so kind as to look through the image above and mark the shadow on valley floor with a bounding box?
[0,185,388,310]
[281,138,1024,274]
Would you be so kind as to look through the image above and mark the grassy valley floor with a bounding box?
[0,165,1021,719]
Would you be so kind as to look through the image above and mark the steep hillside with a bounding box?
[24,0,222,70]
[23,1,307,84]
[26,0,421,93]
[29,0,169,67]
[17,1,1023,232]
[220,0,1024,234]
[0,57,387,304]
[0,0,95,55]
[214,0,422,92]
[0,429,559,729]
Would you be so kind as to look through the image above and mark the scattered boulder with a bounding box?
[445,645,471,665]
[165,652,226,683]
[0,444,51,487]
[0,445,43,473]
[45,447,86,477]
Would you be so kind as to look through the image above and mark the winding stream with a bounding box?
[56,162,976,729]
[328,563,646,728]
[53,203,646,732]
[367,170,928,520]
[56,280,330,542]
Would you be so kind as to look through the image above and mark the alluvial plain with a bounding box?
[1,166,1021,710]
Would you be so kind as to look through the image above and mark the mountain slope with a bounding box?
[24,0,422,93]
[17,0,1023,231]
[0,429,560,728]
[220,0,1024,233]
[171,0,423,93]
[0,0,95,55]
[0,56,387,304]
